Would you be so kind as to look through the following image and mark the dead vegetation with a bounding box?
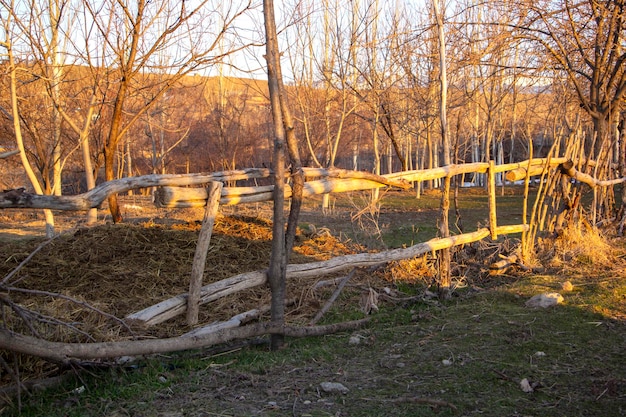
[0,212,372,387]
[1,205,623,375]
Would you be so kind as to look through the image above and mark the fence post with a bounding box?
[488,160,498,240]
[187,181,223,326]
[438,174,452,298]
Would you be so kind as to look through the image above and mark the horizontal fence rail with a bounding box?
[0,158,574,210]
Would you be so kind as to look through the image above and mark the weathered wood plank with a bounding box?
[126,224,529,327]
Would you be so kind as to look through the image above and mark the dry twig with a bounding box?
[309,269,356,325]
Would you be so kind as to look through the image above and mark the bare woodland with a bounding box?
[1,0,626,387]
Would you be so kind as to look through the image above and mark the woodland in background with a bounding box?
[1,0,625,220]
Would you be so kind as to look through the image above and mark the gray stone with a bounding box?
[320,381,349,394]
[525,292,564,308]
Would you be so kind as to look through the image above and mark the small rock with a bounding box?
[520,378,534,393]
[348,335,361,345]
[525,292,564,308]
[534,351,546,357]
[320,382,349,394]
[561,281,574,292]
[442,359,453,366]
[265,401,279,410]
[71,386,85,395]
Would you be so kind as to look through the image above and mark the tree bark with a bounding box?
[433,0,451,297]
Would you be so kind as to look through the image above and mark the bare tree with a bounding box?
[84,0,253,222]
[514,0,626,153]
[263,0,304,350]
[0,0,57,236]
[431,0,452,296]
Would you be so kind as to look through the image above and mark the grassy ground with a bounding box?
[1,187,625,416]
[7,270,625,417]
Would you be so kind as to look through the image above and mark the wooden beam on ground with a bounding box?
[0,319,370,363]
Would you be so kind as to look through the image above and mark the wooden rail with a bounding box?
[0,158,570,210]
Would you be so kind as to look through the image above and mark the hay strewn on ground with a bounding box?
[1,215,363,335]
[0,214,376,385]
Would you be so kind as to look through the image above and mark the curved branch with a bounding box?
[0,319,370,363]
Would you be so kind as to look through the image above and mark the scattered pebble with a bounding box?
[442,359,453,366]
[520,378,534,393]
[349,335,361,345]
[534,351,546,357]
[525,292,564,308]
[561,281,574,292]
[71,386,85,395]
[265,401,279,410]
[320,382,349,394]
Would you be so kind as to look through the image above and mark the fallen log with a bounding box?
[0,319,370,363]
[489,254,520,275]
[181,298,296,338]
[127,224,528,326]
[182,308,267,338]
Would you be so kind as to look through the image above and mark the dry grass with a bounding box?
[0,214,371,386]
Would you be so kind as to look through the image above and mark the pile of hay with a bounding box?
[0,214,370,385]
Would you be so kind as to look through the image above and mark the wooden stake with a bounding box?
[488,160,498,240]
[187,181,223,326]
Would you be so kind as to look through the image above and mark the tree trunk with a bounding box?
[104,145,123,223]
[7,32,55,237]
[264,0,288,350]
[433,0,451,297]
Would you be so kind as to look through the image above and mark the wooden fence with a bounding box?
[2,157,623,331]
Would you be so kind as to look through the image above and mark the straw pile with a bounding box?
[0,214,373,384]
